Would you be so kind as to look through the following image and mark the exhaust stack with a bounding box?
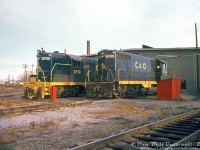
[87,40,90,55]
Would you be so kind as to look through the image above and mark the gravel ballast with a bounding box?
[0,94,200,149]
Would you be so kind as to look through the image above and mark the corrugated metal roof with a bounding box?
[123,47,197,51]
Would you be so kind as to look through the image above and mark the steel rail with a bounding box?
[0,93,23,99]
[165,129,200,150]
[0,103,49,116]
[69,109,200,150]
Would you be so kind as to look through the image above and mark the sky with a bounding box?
[0,0,200,81]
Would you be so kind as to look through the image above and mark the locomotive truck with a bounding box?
[86,49,168,98]
[23,49,97,99]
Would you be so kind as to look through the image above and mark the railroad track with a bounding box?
[0,102,72,117]
[0,100,90,117]
[0,103,55,117]
[70,109,200,150]
[0,93,23,99]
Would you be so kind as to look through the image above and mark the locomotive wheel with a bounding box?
[95,94,99,99]
[71,89,76,97]
[60,91,67,97]
[124,93,128,98]
[128,86,135,98]
[141,88,148,96]
[23,88,28,98]
[127,91,135,98]
[36,87,42,99]
[118,85,136,98]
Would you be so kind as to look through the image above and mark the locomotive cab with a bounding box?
[155,59,168,81]
[161,63,168,79]
[97,50,115,82]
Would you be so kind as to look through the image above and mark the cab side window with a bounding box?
[74,61,81,68]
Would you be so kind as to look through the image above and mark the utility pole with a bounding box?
[32,64,34,75]
[8,74,10,84]
[196,23,198,52]
[195,23,199,92]
[22,63,28,82]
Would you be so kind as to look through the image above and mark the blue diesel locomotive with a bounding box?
[23,49,97,99]
[86,49,168,98]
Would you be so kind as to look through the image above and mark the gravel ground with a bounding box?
[0,93,200,150]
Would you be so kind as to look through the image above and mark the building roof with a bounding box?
[123,47,198,52]
[82,47,199,57]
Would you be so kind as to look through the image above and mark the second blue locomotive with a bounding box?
[86,49,168,98]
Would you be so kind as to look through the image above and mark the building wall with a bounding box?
[162,56,195,93]
[123,48,199,94]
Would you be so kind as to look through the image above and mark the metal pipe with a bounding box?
[87,40,90,55]
[85,70,90,82]
[37,66,46,82]
[109,69,115,82]
[118,69,121,81]
[41,69,46,83]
